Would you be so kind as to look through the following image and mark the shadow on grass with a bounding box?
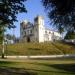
[0,61,75,75]
[0,67,37,75]
[28,48,41,50]
[0,61,37,75]
[27,62,75,74]
[50,64,75,72]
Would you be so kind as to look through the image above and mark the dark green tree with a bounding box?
[5,34,14,40]
[0,0,27,28]
[42,0,75,32]
[0,0,27,58]
[64,31,75,39]
[0,0,27,40]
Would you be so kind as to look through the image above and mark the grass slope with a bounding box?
[0,42,75,55]
[0,59,75,75]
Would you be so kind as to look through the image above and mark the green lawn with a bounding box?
[0,59,75,75]
[0,42,75,55]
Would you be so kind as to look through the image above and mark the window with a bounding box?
[45,31,47,34]
[25,31,26,35]
[30,30,32,34]
[36,28,37,31]
[49,32,51,34]
[40,20,42,25]
[28,30,29,34]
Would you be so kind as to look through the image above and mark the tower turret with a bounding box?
[34,15,45,42]
[20,20,28,40]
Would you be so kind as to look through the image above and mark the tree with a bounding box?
[0,0,27,58]
[0,28,3,44]
[64,31,75,39]
[0,0,27,42]
[5,34,16,44]
[42,0,75,32]
[0,0,27,28]
[5,34,13,40]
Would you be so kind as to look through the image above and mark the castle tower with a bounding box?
[34,16,44,42]
[20,20,28,40]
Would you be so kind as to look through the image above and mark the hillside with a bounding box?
[0,42,75,55]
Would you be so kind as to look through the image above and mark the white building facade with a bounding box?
[20,16,61,43]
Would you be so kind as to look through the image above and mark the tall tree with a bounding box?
[0,0,27,42]
[0,0,27,58]
[42,0,75,32]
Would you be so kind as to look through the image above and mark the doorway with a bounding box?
[27,36,30,42]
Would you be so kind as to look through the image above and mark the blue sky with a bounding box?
[6,0,52,37]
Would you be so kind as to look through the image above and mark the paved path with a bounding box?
[0,54,75,59]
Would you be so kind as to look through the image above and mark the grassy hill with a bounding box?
[0,41,75,55]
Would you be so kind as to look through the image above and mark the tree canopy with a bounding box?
[64,31,75,39]
[0,0,27,28]
[42,0,75,32]
[0,0,27,43]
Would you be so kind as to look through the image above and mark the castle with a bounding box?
[20,16,61,42]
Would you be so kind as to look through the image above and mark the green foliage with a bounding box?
[0,0,27,43]
[64,31,75,39]
[42,0,75,32]
[5,34,16,40]
[0,0,27,28]
[0,26,4,44]
[0,30,3,43]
